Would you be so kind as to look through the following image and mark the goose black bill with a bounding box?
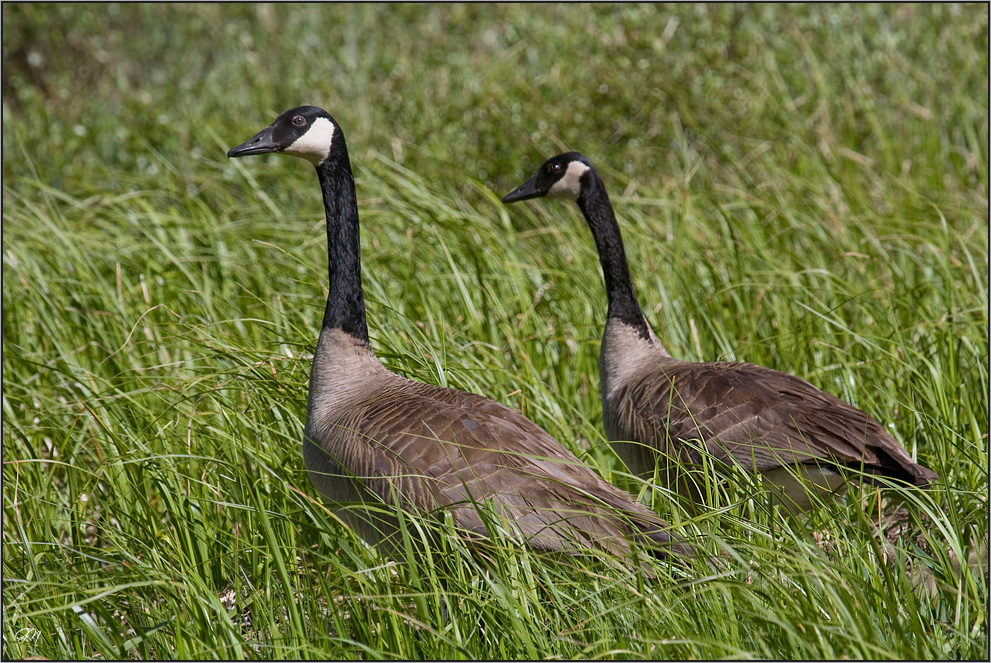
[228,126,280,158]
[502,175,541,203]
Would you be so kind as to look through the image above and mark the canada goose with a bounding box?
[502,152,939,511]
[227,109,693,561]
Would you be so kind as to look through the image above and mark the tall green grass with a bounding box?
[3,4,987,659]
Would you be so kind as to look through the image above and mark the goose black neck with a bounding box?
[315,145,370,345]
[576,171,651,340]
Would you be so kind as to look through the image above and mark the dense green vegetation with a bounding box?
[3,4,987,659]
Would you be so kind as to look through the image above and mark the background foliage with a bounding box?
[3,4,987,659]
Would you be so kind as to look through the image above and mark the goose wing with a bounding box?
[616,358,937,485]
[309,376,691,557]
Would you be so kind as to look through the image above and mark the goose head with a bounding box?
[227,105,340,166]
[502,152,595,203]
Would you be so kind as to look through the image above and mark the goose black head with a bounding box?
[502,152,594,203]
[227,106,340,166]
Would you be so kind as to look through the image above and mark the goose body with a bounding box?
[228,110,690,559]
[503,152,938,510]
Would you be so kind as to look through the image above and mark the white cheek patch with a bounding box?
[547,161,590,200]
[285,117,336,164]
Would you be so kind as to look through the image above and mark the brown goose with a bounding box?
[227,110,692,560]
[502,152,939,511]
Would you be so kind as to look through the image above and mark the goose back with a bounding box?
[303,330,690,556]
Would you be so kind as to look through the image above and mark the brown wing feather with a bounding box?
[612,357,938,486]
[306,373,691,558]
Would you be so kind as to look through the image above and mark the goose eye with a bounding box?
[549,162,562,173]
[292,115,306,127]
